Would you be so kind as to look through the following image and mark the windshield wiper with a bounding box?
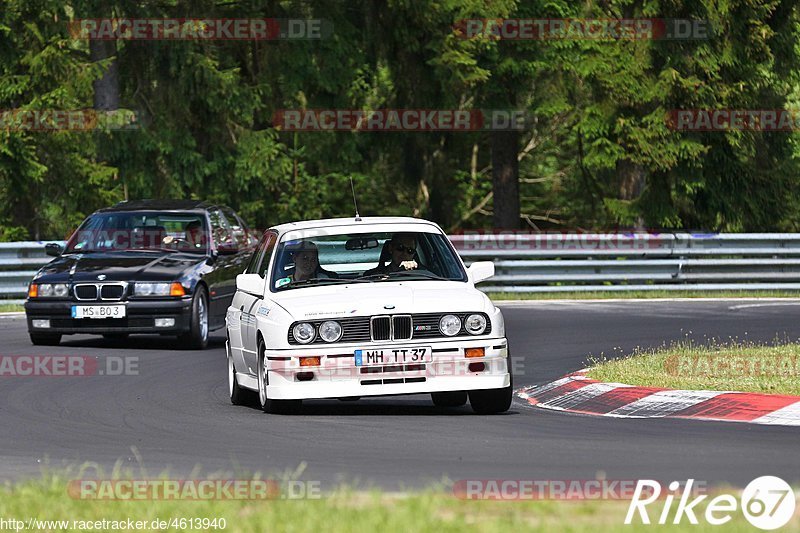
[359,270,447,281]
[280,277,372,288]
[386,270,447,280]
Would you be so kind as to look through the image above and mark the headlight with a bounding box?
[293,323,316,344]
[439,314,462,336]
[318,320,342,343]
[134,282,171,296]
[465,314,487,335]
[32,283,69,298]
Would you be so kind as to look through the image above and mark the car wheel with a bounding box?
[29,333,62,346]
[431,391,467,407]
[469,386,512,414]
[228,341,248,406]
[469,352,513,414]
[178,285,208,350]
[257,338,301,415]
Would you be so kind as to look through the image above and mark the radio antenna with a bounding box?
[350,177,361,221]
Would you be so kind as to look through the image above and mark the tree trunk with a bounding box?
[89,39,119,110]
[490,129,520,229]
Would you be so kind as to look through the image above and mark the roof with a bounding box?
[271,216,441,233]
[97,199,214,212]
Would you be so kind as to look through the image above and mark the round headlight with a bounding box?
[465,314,487,335]
[439,314,462,336]
[38,284,54,297]
[293,323,316,344]
[318,320,342,343]
[53,284,69,297]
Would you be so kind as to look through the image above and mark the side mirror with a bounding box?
[467,261,495,284]
[236,273,264,296]
[217,242,239,255]
[45,243,63,257]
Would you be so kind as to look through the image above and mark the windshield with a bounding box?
[64,211,208,254]
[270,231,467,291]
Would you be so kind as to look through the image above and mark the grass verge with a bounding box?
[487,290,800,300]
[0,474,792,532]
[587,341,800,396]
[0,303,23,313]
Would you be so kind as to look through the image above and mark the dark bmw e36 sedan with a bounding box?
[24,200,257,349]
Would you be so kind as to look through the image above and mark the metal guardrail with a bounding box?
[0,242,65,304]
[450,233,800,293]
[2,234,800,302]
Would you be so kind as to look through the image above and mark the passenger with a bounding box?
[289,241,338,282]
[184,220,204,249]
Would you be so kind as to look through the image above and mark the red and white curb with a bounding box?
[516,371,800,427]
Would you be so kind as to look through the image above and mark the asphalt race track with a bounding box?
[1,300,799,489]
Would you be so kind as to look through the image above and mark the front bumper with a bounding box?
[24,298,193,335]
[258,337,510,400]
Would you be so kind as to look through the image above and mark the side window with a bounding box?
[246,232,276,277]
[221,206,250,248]
[235,212,259,248]
[208,209,234,247]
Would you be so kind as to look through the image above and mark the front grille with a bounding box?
[393,315,412,340]
[100,284,124,300]
[74,285,98,300]
[74,283,126,301]
[288,312,492,345]
[360,377,426,386]
[371,316,391,341]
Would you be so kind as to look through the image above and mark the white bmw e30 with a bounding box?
[225,216,512,414]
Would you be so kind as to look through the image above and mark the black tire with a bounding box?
[257,338,301,414]
[469,352,514,414]
[29,332,62,346]
[431,391,468,407]
[178,285,209,350]
[469,387,512,414]
[228,342,248,406]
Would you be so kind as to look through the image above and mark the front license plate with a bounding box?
[354,346,432,366]
[71,305,126,319]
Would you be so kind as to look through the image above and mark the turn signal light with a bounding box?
[465,348,485,358]
[300,356,321,367]
[28,284,38,298]
[170,282,185,296]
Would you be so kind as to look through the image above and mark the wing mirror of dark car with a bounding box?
[217,242,239,255]
[345,237,379,250]
[45,243,63,257]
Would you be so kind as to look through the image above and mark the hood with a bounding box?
[271,281,489,320]
[34,251,205,283]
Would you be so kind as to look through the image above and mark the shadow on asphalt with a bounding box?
[231,396,520,417]
[57,334,227,351]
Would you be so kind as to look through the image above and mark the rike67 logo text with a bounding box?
[625,477,796,530]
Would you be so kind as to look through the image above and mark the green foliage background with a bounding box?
[1,0,799,239]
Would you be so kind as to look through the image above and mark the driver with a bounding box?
[363,233,419,276]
